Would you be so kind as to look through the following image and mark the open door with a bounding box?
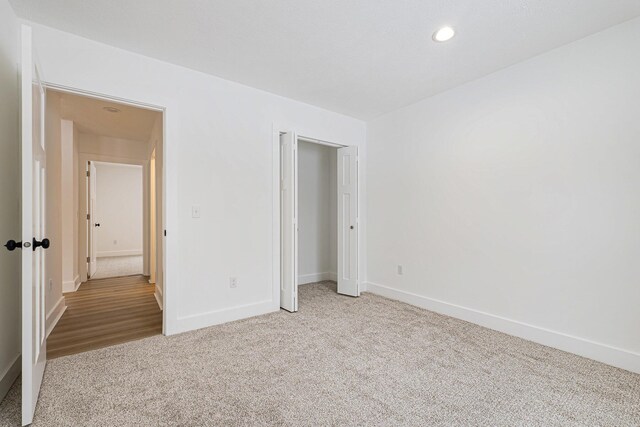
[21,25,48,426]
[337,146,359,296]
[280,132,298,312]
[87,161,97,277]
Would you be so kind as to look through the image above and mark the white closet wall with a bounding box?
[298,141,337,284]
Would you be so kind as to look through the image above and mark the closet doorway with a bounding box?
[277,132,359,312]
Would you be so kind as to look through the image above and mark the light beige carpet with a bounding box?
[1,281,639,426]
[90,255,143,280]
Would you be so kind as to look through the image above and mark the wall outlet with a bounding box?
[229,277,238,288]
[113,239,118,245]
[192,205,201,218]
[397,265,403,275]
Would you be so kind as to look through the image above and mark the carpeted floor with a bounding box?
[1,281,639,426]
[91,255,143,280]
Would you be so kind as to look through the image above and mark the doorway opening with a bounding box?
[43,88,165,358]
[277,132,359,312]
[87,161,144,280]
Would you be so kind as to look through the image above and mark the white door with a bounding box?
[87,162,100,277]
[87,162,97,277]
[280,132,298,312]
[21,25,48,426]
[337,146,359,296]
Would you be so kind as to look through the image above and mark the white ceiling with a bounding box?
[13,0,640,119]
[55,90,160,141]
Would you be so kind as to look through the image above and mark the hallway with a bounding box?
[47,275,162,359]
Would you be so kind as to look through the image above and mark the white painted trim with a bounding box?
[97,249,143,258]
[63,275,82,293]
[43,82,164,112]
[154,284,163,310]
[298,272,337,284]
[45,296,67,338]
[0,355,20,403]
[365,282,640,374]
[173,300,276,335]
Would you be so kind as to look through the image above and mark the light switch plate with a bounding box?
[192,205,201,218]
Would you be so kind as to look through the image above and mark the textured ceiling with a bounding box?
[13,0,640,119]
[55,90,160,141]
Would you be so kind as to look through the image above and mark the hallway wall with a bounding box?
[44,92,66,337]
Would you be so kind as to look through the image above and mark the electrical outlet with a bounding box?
[192,205,201,218]
[397,265,403,275]
[230,277,238,288]
[113,239,118,245]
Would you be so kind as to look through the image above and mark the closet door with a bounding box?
[280,132,298,312]
[337,146,358,296]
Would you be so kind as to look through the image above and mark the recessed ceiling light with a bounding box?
[103,106,121,113]
[433,26,455,42]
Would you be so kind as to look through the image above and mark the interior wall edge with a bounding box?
[364,281,640,374]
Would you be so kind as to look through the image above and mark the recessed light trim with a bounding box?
[433,26,455,42]
[103,106,121,113]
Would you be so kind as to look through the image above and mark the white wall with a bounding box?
[0,0,20,402]
[94,162,144,257]
[61,119,79,291]
[44,92,66,335]
[366,17,640,373]
[298,141,337,283]
[29,23,367,334]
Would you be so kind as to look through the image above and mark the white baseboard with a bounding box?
[0,354,20,403]
[299,272,337,285]
[46,296,67,338]
[97,249,143,258]
[62,275,82,293]
[365,281,640,374]
[154,284,163,311]
[171,300,276,335]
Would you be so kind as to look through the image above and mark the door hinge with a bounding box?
[164,230,166,237]
[86,213,90,220]
[86,256,90,262]
[86,170,90,177]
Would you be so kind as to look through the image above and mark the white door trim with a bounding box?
[43,83,171,336]
[272,124,359,310]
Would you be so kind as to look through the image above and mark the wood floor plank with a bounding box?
[47,274,162,359]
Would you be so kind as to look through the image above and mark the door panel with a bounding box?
[21,24,47,426]
[337,146,358,296]
[280,132,298,312]
[87,161,97,277]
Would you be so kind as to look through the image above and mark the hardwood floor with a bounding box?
[47,275,162,359]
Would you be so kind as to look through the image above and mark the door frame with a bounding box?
[271,125,360,310]
[43,82,170,335]
[81,158,148,281]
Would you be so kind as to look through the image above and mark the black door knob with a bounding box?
[33,238,50,250]
[94,223,101,227]
[4,240,22,251]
